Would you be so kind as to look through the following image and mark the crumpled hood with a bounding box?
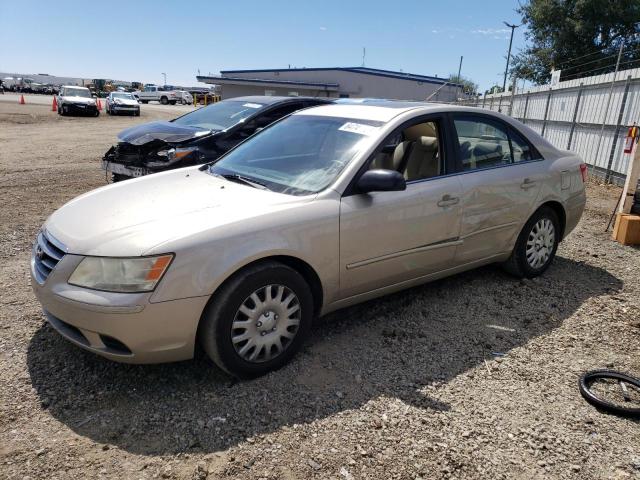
[117,121,213,145]
[44,167,311,257]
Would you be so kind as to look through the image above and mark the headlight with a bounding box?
[68,254,173,293]
[148,147,198,167]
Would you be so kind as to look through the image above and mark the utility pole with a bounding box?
[456,56,464,101]
[361,47,366,67]
[161,72,167,86]
[502,22,521,92]
[595,40,625,181]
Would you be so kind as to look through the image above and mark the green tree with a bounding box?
[448,74,479,95]
[511,0,640,84]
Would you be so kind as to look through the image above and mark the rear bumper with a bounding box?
[31,254,209,364]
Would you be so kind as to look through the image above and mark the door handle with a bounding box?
[437,194,460,207]
[520,178,536,189]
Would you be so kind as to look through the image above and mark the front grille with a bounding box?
[33,230,66,284]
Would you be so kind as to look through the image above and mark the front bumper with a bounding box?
[62,102,98,114]
[110,104,140,114]
[102,160,151,178]
[31,252,209,364]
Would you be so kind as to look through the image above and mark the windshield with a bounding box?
[208,115,382,196]
[173,100,265,131]
[65,88,91,98]
[112,92,134,100]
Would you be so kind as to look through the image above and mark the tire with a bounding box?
[579,370,640,418]
[94,110,100,117]
[134,110,140,117]
[160,96,168,105]
[60,105,66,116]
[199,261,313,378]
[141,100,148,104]
[502,206,560,278]
[111,173,130,182]
[169,100,176,105]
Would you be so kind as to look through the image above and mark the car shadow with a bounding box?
[27,256,621,455]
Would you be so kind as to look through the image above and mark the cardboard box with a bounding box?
[613,213,640,245]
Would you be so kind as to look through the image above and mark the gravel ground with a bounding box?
[1,101,639,480]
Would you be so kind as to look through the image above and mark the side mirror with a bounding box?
[356,169,406,193]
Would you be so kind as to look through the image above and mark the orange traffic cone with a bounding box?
[97,98,102,111]
[19,94,25,104]
[51,96,57,112]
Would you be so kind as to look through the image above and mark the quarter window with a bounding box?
[509,127,540,162]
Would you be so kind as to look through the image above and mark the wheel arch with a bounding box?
[538,200,566,240]
[201,254,324,319]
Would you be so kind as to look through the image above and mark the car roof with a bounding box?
[227,95,331,106]
[294,101,427,122]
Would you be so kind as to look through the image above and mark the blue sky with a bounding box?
[0,0,527,91]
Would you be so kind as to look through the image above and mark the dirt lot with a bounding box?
[1,100,639,480]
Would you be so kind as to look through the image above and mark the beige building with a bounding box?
[197,67,460,102]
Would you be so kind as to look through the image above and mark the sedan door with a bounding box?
[339,116,463,299]
[451,114,544,264]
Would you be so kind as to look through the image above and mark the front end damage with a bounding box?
[103,140,200,179]
[102,122,215,180]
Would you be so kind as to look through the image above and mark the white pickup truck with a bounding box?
[135,85,182,105]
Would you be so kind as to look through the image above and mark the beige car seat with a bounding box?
[403,136,439,180]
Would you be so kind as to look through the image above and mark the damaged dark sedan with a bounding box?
[102,96,331,181]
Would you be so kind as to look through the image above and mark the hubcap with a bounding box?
[526,218,555,269]
[231,284,301,363]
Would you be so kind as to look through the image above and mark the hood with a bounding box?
[113,98,139,106]
[117,121,213,145]
[62,95,95,104]
[44,167,312,257]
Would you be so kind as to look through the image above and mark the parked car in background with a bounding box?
[135,85,182,105]
[177,90,193,105]
[102,96,331,181]
[106,91,140,116]
[56,85,99,116]
[33,101,586,378]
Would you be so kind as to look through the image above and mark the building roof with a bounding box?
[196,75,339,90]
[218,66,458,86]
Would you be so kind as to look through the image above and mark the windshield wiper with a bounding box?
[218,173,269,190]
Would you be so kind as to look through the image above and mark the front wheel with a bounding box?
[199,261,313,378]
[503,206,560,278]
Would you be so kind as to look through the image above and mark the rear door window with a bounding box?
[453,116,511,171]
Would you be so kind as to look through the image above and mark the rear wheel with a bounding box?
[199,261,313,378]
[503,206,560,278]
[160,96,168,105]
[169,100,176,105]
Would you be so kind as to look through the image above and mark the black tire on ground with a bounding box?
[135,110,140,117]
[60,105,66,116]
[160,96,168,105]
[502,205,560,278]
[94,110,100,117]
[579,370,640,418]
[111,173,130,182]
[169,100,176,105]
[198,261,313,378]
[141,100,148,104]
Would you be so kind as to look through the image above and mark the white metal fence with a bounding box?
[456,67,640,185]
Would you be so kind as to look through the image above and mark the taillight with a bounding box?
[579,163,588,183]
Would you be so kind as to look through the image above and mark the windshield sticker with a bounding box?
[338,122,379,136]
[242,103,263,109]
